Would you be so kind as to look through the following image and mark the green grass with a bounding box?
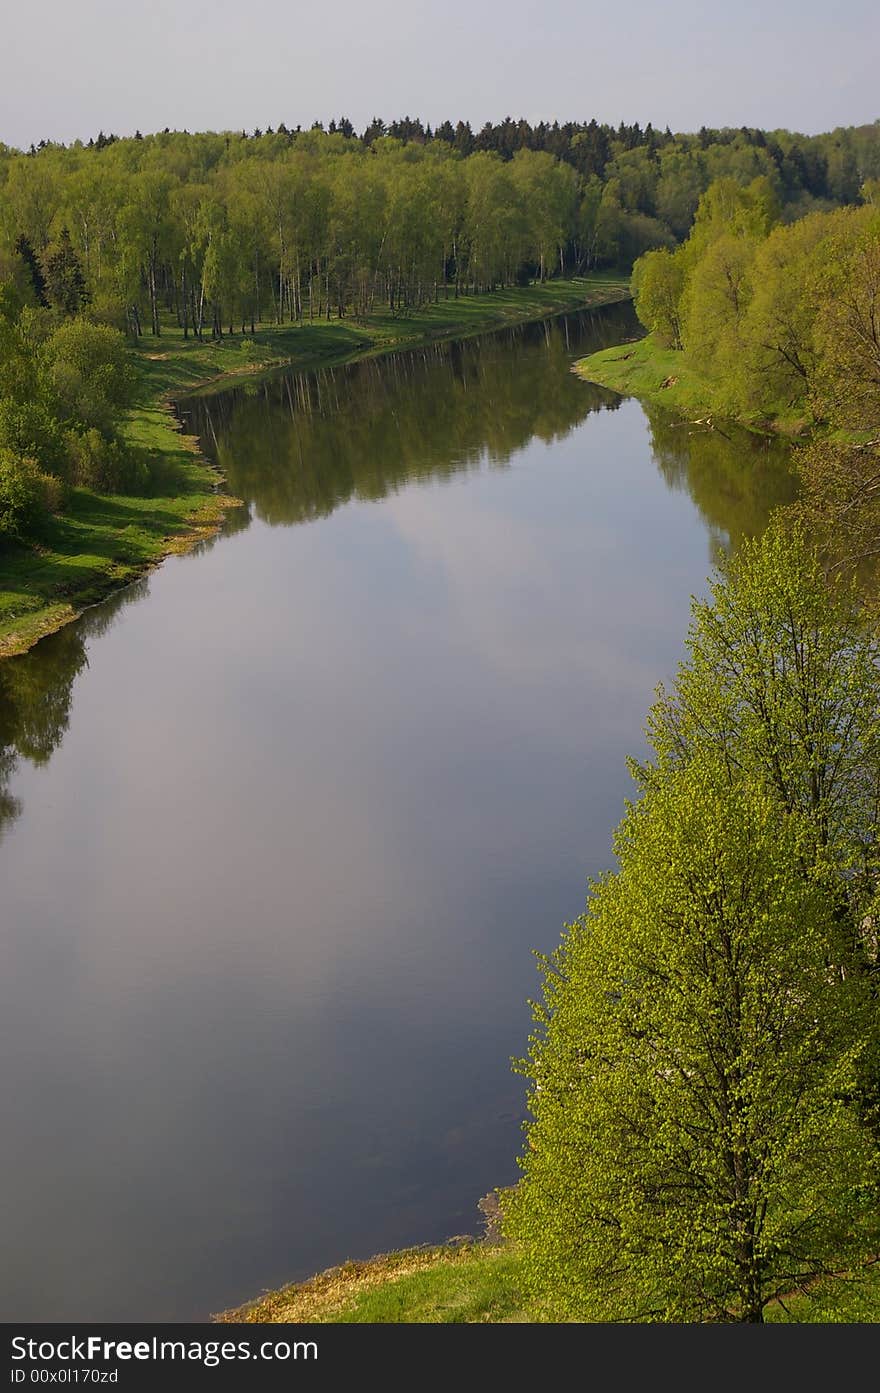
[0,416,233,657]
[218,1239,880,1324]
[0,275,630,657]
[132,273,631,402]
[216,1243,532,1325]
[575,332,811,436]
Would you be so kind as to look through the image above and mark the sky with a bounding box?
[1,0,877,150]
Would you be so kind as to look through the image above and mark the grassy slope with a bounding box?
[216,1243,531,1325]
[575,332,810,435]
[0,275,630,657]
[219,1243,880,1324]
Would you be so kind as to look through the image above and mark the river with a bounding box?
[0,303,795,1320]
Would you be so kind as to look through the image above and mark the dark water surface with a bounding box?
[0,304,795,1320]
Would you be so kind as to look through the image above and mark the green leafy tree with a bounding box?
[735,212,830,413]
[641,521,880,897]
[0,448,48,538]
[506,758,878,1322]
[45,319,135,432]
[631,247,685,347]
[508,524,880,1321]
[0,398,66,476]
[810,208,880,430]
[793,438,880,588]
[680,231,757,406]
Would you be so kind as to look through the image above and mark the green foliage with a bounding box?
[0,398,66,476]
[734,214,830,412]
[810,209,880,430]
[46,318,135,431]
[507,763,877,1322]
[218,1244,530,1324]
[41,227,89,316]
[62,428,147,493]
[12,233,47,307]
[631,248,685,347]
[0,450,47,539]
[1,119,873,342]
[765,1261,880,1322]
[627,175,878,427]
[793,436,880,598]
[642,521,880,889]
[0,295,143,541]
[507,523,880,1322]
[681,232,756,400]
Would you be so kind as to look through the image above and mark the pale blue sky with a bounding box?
[2,0,877,149]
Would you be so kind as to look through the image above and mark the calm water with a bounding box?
[0,304,795,1320]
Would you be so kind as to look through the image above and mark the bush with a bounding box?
[0,449,48,539]
[0,398,66,477]
[38,472,67,514]
[63,428,149,494]
[86,294,129,335]
[46,319,136,432]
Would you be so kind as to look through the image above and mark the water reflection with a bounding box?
[184,307,633,525]
[0,303,796,1321]
[0,582,148,842]
[647,406,796,558]
[183,306,795,557]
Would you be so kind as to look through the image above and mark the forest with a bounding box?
[625,172,880,581]
[0,115,877,553]
[2,117,879,336]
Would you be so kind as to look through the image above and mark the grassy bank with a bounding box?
[0,275,629,658]
[574,332,810,436]
[216,1243,531,1324]
[217,1241,880,1324]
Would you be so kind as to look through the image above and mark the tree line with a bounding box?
[21,113,880,208]
[505,170,880,1321]
[632,174,880,581]
[1,119,878,343]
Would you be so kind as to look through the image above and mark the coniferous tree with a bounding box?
[42,227,89,315]
[13,234,48,307]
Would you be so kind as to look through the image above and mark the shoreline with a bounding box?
[0,276,630,660]
[215,1238,528,1325]
[574,332,812,437]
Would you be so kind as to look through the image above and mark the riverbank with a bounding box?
[574,332,812,436]
[217,1242,530,1324]
[0,275,630,658]
[218,1240,880,1323]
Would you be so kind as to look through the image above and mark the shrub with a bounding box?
[38,472,67,514]
[0,398,66,477]
[86,294,129,335]
[46,319,136,432]
[63,428,149,494]
[0,449,47,539]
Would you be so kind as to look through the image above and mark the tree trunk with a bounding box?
[148,249,160,336]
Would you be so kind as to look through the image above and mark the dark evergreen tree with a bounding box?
[14,234,48,307]
[42,228,89,315]
[362,117,386,145]
[453,121,474,155]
